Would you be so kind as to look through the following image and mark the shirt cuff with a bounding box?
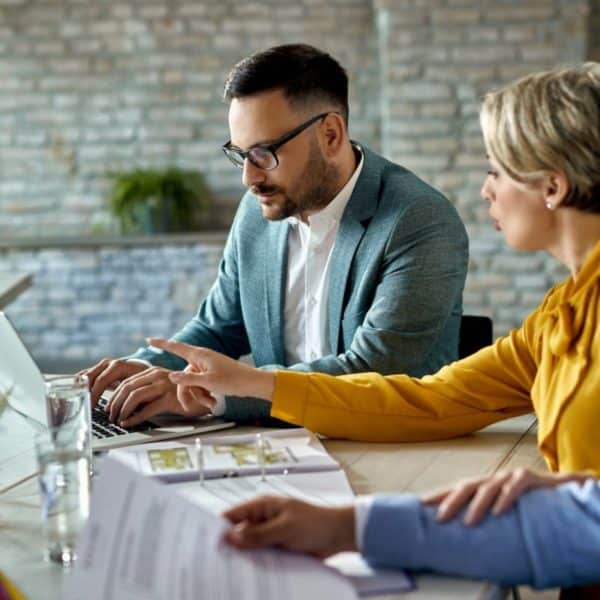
[354,495,375,552]
[127,358,152,367]
[211,393,226,417]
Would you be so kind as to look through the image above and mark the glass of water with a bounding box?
[34,429,90,567]
[45,374,93,474]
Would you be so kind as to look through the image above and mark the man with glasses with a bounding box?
[85,44,468,427]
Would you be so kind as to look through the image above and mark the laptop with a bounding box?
[0,312,235,450]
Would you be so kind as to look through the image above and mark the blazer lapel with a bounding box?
[265,221,289,363]
[327,146,383,352]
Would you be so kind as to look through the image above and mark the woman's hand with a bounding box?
[146,338,275,410]
[422,467,591,526]
[223,496,357,558]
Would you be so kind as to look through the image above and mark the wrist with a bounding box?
[330,506,357,553]
[252,370,275,402]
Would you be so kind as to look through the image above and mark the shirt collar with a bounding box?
[288,145,364,230]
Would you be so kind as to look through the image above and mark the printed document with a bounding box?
[64,457,358,600]
[109,428,339,482]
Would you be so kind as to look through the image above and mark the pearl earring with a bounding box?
[546,202,554,210]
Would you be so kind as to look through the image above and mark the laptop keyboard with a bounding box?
[92,397,157,439]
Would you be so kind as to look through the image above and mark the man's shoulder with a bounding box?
[361,145,447,205]
[358,146,455,223]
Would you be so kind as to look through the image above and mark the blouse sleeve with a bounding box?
[270,318,538,442]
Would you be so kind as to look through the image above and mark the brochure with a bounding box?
[109,428,340,483]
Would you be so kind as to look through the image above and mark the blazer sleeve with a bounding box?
[270,320,537,442]
[127,213,251,371]
[362,480,600,589]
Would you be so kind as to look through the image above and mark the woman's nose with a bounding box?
[481,180,492,202]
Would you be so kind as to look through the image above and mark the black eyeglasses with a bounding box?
[222,112,331,170]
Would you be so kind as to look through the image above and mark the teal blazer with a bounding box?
[132,146,469,423]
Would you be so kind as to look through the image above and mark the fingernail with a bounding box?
[170,373,183,382]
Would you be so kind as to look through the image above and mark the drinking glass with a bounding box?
[34,429,90,567]
[45,374,93,473]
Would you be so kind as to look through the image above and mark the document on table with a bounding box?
[64,457,358,600]
[0,404,39,493]
[175,469,356,514]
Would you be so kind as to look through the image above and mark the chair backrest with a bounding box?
[459,315,493,359]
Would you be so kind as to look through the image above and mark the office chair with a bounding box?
[458,315,493,358]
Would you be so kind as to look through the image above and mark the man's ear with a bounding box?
[544,171,570,209]
[318,113,346,158]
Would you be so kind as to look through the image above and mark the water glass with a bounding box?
[34,429,90,567]
[45,374,93,473]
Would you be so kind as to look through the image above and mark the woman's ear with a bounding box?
[544,171,570,210]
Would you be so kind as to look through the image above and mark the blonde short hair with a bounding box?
[480,62,600,212]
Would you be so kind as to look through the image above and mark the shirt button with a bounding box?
[310,352,317,360]
[308,297,317,308]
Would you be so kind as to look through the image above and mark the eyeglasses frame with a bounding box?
[222,111,333,170]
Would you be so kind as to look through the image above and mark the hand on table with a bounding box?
[422,467,591,526]
[223,496,357,558]
[147,338,275,410]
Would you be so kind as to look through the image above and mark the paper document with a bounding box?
[109,428,339,482]
[64,458,358,600]
[326,552,414,596]
[176,469,355,514]
[0,404,40,492]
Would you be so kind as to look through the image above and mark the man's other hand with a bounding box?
[105,366,213,427]
[82,358,148,407]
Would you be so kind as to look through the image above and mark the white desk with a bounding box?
[0,273,32,309]
[0,414,540,599]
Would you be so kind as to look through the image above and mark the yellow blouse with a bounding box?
[271,241,600,475]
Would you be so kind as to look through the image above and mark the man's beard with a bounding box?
[252,145,340,221]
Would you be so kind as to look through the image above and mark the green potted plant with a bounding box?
[107,167,213,234]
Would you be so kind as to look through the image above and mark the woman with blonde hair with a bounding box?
[149,63,600,588]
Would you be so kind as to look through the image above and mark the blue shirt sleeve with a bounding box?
[362,479,600,589]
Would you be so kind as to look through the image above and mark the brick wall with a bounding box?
[0,0,379,237]
[1,0,598,364]
[376,0,588,333]
[2,237,225,369]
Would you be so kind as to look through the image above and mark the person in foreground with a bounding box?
[150,62,600,478]
[221,469,600,589]
[84,43,468,427]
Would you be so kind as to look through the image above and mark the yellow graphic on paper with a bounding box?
[147,448,192,472]
[213,441,289,466]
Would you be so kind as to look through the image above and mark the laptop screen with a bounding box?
[0,312,47,426]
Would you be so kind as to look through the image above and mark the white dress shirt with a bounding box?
[283,151,364,365]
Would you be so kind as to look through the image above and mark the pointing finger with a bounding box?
[147,338,200,363]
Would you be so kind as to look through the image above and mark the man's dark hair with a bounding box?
[223,44,349,126]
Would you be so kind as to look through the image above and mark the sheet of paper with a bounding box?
[64,457,358,600]
[174,469,355,514]
[326,552,414,596]
[0,405,41,492]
